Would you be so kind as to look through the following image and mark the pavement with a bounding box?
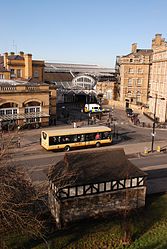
[137,112,152,125]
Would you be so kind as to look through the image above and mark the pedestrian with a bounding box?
[106,118,110,127]
[116,130,119,139]
[95,133,100,140]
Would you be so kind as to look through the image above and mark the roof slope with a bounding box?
[48,148,146,187]
[122,49,153,58]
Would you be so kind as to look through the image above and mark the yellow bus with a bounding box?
[41,126,112,151]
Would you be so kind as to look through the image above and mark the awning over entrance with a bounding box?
[0,112,49,121]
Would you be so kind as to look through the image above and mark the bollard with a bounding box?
[157,146,161,152]
[144,147,148,154]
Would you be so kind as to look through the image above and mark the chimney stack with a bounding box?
[24,54,32,80]
[152,34,165,49]
[19,51,24,56]
[131,43,137,53]
[3,52,8,68]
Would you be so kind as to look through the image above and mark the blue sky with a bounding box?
[1,0,167,67]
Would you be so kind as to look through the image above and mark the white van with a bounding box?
[84,103,102,113]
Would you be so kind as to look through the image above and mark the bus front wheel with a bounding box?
[64,145,70,152]
[96,142,101,148]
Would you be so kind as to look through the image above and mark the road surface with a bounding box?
[10,144,167,194]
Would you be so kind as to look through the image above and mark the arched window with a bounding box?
[0,102,18,108]
[24,101,41,107]
[24,101,41,114]
[73,75,95,89]
[0,102,18,116]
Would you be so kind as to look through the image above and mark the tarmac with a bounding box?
[1,105,167,158]
[5,124,167,159]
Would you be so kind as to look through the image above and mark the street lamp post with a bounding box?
[151,94,157,153]
[149,94,165,153]
[88,113,91,125]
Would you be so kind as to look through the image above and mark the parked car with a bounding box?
[126,108,134,117]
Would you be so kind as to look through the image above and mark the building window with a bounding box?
[128,78,132,86]
[69,187,76,197]
[129,68,133,73]
[138,68,143,74]
[132,178,137,187]
[136,91,141,96]
[33,71,39,78]
[125,179,131,188]
[25,106,41,113]
[0,110,5,115]
[138,177,144,186]
[130,58,133,62]
[136,91,141,102]
[6,109,12,115]
[106,182,111,191]
[30,108,35,113]
[26,117,40,123]
[13,109,17,114]
[77,186,83,196]
[10,69,15,78]
[0,108,18,115]
[0,74,4,79]
[127,91,132,96]
[137,78,142,86]
[17,69,22,78]
[99,183,105,192]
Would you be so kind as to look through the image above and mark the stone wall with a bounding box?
[50,186,146,227]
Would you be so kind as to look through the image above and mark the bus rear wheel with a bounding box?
[64,145,70,152]
[96,142,101,148]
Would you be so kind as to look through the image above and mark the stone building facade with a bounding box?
[48,149,147,227]
[0,80,56,129]
[118,43,152,108]
[149,34,167,122]
[96,80,117,102]
[0,52,44,82]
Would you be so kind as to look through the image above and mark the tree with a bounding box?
[0,132,46,248]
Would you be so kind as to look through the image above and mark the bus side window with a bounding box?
[80,134,85,142]
[58,136,61,143]
[61,136,70,143]
[53,136,57,143]
[95,133,100,140]
[103,132,110,139]
[86,133,96,141]
[73,135,78,142]
[49,136,58,145]
[65,136,70,142]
